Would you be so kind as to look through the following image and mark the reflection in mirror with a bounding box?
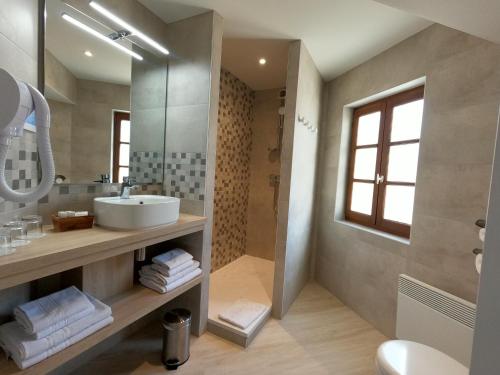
[44,0,168,184]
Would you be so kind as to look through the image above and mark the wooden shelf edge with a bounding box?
[0,274,204,374]
[0,222,206,292]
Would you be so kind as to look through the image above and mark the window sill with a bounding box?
[335,219,411,246]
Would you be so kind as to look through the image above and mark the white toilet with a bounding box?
[375,339,468,375]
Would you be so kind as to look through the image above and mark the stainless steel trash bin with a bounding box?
[162,308,191,370]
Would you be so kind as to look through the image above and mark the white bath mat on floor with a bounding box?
[218,299,267,330]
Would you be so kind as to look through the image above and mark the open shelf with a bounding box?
[0,274,203,374]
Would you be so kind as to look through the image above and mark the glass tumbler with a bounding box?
[0,228,15,256]
[3,221,30,247]
[22,215,45,239]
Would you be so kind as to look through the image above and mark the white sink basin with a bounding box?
[94,195,180,230]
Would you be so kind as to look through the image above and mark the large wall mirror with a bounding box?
[44,0,168,185]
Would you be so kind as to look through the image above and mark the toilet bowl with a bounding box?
[375,340,468,375]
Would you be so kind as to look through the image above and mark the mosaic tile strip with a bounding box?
[164,152,206,201]
[129,151,164,184]
[211,69,254,271]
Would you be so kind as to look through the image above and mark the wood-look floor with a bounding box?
[72,283,387,375]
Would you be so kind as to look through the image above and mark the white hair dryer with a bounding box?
[0,69,54,202]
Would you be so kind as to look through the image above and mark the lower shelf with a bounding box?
[0,274,203,374]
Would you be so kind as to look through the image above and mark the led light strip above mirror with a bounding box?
[62,13,143,60]
[89,1,170,55]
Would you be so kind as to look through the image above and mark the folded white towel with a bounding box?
[14,286,95,339]
[140,268,202,294]
[0,295,111,361]
[151,259,194,277]
[152,249,193,270]
[218,299,268,330]
[140,261,200,285]
[5,316,114,370]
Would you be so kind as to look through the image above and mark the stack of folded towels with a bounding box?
[0,286,113,370]
[139,248,202,294]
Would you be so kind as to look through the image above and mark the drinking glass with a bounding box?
[3,221,30,247]
[22,215,45,239]
[0,228,15,256]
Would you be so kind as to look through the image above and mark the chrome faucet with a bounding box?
[120,177,138,199]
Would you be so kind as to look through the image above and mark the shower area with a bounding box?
[208,68,285,345]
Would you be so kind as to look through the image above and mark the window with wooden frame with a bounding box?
[345,86,425,238]
[112,111,131,183]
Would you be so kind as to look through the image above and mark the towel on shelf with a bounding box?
[218,299,268,330]
[4,316,114,370]
[140,267,202,294]
[140,261,200,285]
[14,286,95,339]
[152,249,193,270]
[151,259,195,277]
[0,295,111,362]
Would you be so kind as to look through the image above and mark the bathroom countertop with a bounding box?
[0,213,206,291]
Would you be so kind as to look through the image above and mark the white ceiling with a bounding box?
[139,0,432,83]
[221,39,289,90]
[46,0,133,85]
[373,0,500,45]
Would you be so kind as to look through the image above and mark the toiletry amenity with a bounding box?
[14,286,95,338]
[218,299,267,329]
[140,249,201,294]
[479,228,485,242]
[0,288,113,370]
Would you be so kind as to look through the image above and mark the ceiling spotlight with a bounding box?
[62,13,143,60]
[84,50,93,57]
[259,58,267,65]
[89,1,169,55]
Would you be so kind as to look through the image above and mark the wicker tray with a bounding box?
[51,214,95,232]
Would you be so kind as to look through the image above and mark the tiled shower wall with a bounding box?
[211,69,255,271]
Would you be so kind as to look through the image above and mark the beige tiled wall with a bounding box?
[315,24,500,337]
[246,89,282,261]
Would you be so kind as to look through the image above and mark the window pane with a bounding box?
[356,112,380,146]
[387,143,420,183]
[353,147,377,180]
[118,167,129,183]
[119,143,130,166]
[384,185,415,224]
[391,99,424,142]
[120,120,130,143]
[351,182,374,215]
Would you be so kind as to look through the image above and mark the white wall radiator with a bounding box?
[397,274,476,367]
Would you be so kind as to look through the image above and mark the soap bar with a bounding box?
[58,211,69,218]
